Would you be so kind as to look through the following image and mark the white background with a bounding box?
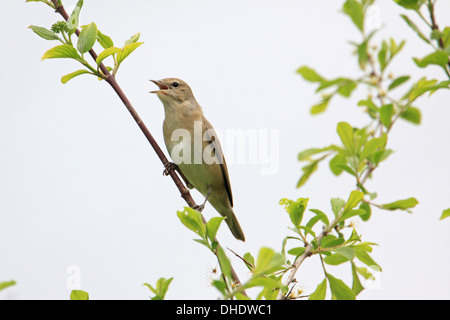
[1,0,449,299]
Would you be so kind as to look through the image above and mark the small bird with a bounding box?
[150,78,245,241]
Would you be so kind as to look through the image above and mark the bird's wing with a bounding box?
[202,116,233,207]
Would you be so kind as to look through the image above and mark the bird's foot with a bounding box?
[163,162,178,176]
[192,187,213,213]
[192,204,205,212]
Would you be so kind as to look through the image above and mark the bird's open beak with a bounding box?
[150,80,169,94]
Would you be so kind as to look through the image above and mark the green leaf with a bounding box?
[322,235,345,248]
[309,209,330,226]
[245,276,285,291]
[358,98,378,113]
[287,247,306,257]
[67,0,83,35]
[388,75,410,91]
[298,145,340,163]
[343,190,365,214]
[337,81,357,97]
[145,282,158,296]
[96,47,122,66]
[343,0,364,32]
[400,106,421,124]
[297,161,319,188]
[29,25,61,41]
[389,38,405,60]
[440,208,450,221]
[298,225,316,239]
[355,250,381,270]
[413,51,449,68]
[324,253,349,265]
[116,42,144,66]
[77,22,98,54]
[143,277,173,300]
[337,122,354,153]
[331,198,346,218]
[334,247,356,260]
[356,266,374,280]
[206,216,226,242]
[359,202,372,221]
[280,198,308,227]
[155,277,173,300]
[378,40,388,72]
[394,0,424,10]
[61,69,92,84]
[316,77,348,91]
[372,148,394,164]
[309,278,327,300]
[341,208,367,221]
[357,38,369,69]
[352,241,378,252]
[400,14,430,45]
[379,104,394,128]
[253,247,284,276]
[382,197,418,211]
[0,280,16,292]
[351,262,364,295]
[329,153,346,175]
[177,207,206,238]
[407,79,450,102]
[442,27,450,48]
[360,135,386,161]
[125,32,141,46]
[41,44,80,61]
[70,290,89,300]
[298,147,332,161]
[216,246,232,280]
[296,66,325,82]
[327,274,356,300]
[243,252,255,269]
[354,128,368,155]
[310,96,331,114]
[212,280,227,295]
[97,29,114,49]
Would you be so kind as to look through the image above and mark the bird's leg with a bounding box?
[193,186,213,212]
[163,162,194,189]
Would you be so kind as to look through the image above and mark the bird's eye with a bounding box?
[172,82,179,88]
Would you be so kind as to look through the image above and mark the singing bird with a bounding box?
[150,78,245,241]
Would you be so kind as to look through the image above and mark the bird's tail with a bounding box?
[222,207,245,241]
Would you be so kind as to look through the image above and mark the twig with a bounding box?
[426,0,450,75]
[284,279,297,300]
[49,0,246,297]
[276,231,325,299]
[227,247,254,270]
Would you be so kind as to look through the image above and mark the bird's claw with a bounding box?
[192,204,205,212]
[163,162,178,176]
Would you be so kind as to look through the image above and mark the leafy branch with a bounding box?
[274,0,449,300]
[395,0,450,78]
[27,0,246,297]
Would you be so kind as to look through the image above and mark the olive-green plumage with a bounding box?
[150,78,245,241]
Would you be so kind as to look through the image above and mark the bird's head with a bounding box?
[150,78,196,105]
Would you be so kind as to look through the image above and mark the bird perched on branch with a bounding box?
[150,78,245,241]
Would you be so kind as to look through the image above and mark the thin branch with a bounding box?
[426,0,450,74]
[277,25,389,301]
[227,247,254,270]
[49,0,246,297]
[276,230,324,299]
